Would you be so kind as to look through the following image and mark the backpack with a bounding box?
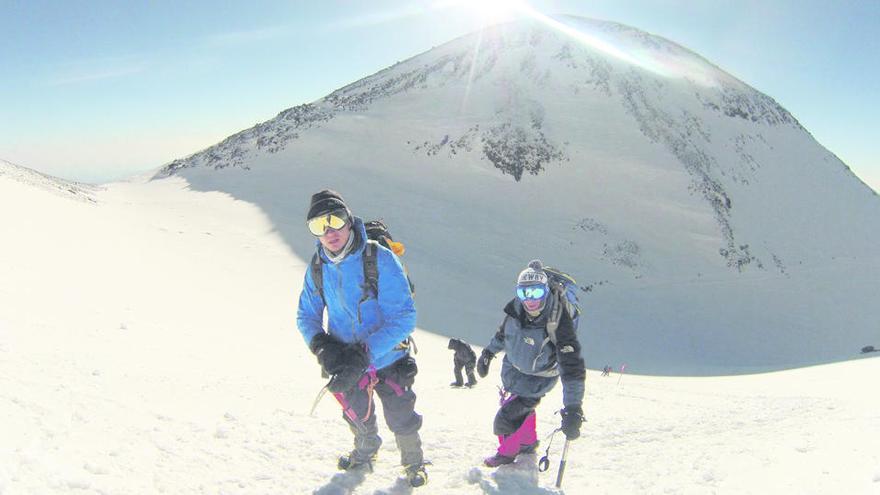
[542,266,581,344]
[309,219,414,305]
[364,220,405,256]
[363,220,415,295]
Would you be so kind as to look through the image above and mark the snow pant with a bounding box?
[453,357,477,386]
[493,395,540,457]
[340,356,424,466]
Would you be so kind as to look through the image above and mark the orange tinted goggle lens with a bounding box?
[307,213,348,236]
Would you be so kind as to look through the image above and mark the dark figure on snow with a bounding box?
[601,365,612,376]
[448,338,478,388]
[477,260,586,467]
[296,190,427,487]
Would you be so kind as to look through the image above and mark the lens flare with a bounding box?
[446,1,722,87]
[435,0,526,24]
[518,7,722,86]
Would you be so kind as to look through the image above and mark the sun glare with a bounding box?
[436,0,527,24]
[470,0,522,22]
[520,9,720,85]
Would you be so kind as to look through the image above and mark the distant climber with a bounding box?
[448,338,478,388]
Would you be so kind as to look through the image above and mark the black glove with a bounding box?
[310,333,347,375]
[560,405,584,440]
[476,349,494,378]
[327,344,369,393]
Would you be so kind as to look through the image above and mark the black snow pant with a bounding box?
[493,395,541,435]
[453,357,477,386]
[340,356,424,466]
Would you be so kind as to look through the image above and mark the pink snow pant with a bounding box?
[493,395,540,456]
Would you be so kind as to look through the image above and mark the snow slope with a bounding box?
[1,173,878,494]
[1,158,99,203]
[155,17,880,374]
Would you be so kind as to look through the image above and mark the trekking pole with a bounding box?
[555,438,571,488]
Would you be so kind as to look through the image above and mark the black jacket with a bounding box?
[448,338,477,364]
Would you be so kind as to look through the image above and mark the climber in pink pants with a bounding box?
[476,260,586,467]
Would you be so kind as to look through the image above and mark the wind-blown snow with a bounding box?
[1,175,878,494]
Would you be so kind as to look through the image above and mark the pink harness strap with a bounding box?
[383,377,405,396]
[357,366,379,422]
[332,391,363,430]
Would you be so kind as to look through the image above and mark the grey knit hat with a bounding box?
[517,259,549,286]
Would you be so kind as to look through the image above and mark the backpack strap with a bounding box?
[545,280,574,344]
[362,240,418,355]
[546,291,563,345]
[312,240,380,304]
[311,252,325,303]
[362,240,379,297]
[355,240,380,324]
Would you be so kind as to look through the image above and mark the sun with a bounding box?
[437,0,528,25]
[471,0,523,22]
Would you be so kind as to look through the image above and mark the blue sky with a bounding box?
[1,0,877,189]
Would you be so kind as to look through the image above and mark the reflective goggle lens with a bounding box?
[516,285,547,301]
[307,211,349,236]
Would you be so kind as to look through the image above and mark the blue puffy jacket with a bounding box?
[297,217,417,371]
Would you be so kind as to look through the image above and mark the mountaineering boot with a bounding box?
[483,441,537,466]
[337,451,376,472]
[518,440,539,455]
[485,411,538,467]
[466,368,478,387]
[483,453,516,467]
[340,417,381,472]
[484,432,519,467]
[450,381,463,388]
[404,462,429,487]
[395,432,426,486]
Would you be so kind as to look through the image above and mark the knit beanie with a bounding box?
[306,189,349,220]
[517,259,549,286]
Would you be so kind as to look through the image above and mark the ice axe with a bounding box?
[310,375,370,434]
[309,383,330,417]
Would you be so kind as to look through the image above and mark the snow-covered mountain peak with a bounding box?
[152,18,879,374]
[159,16,799,178]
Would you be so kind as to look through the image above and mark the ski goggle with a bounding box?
[306,210,350,236]
[516,284,548,301]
